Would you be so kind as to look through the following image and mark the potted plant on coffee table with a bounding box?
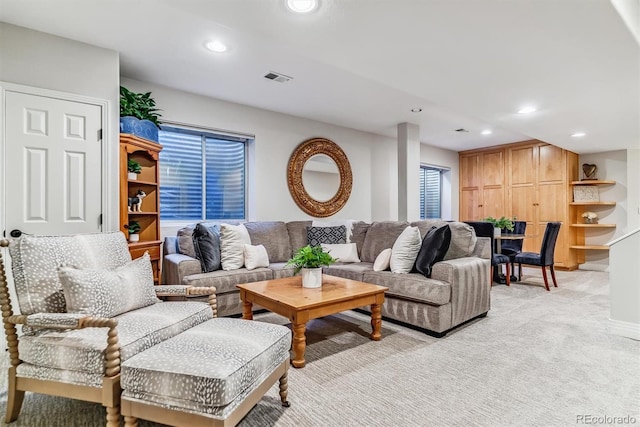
[285,245,336,288]
[483,216,515,237]
[125,221,141,242]
[120,85,162,142]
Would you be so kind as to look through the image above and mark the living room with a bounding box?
[0,1,639,426]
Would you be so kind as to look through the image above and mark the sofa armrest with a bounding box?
[431,257,491,327]
[154,285,218,317]
[161,253,202,285]
[471,236,491,259]
[22,313,89,329]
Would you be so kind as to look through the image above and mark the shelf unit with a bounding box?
[120,133,163,284]
[569,180,616,260]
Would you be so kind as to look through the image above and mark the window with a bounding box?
[420,166,443,219]
[158,126,248,221]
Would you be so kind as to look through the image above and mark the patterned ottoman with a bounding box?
[120,318,291,427]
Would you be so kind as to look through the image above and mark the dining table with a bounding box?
[493,233,536,283]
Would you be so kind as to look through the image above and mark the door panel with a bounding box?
[5,91,102,236]
[460,154,481,189]
[482,187,504,219]
[482,151,504,187]
[509,146,535,185]
[538,145,564,183]
[460,189,480,221]
[511,186,536,252]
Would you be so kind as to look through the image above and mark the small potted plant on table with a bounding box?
[483,216,515,237]
[285,245,336,288]
[125,221,141,242]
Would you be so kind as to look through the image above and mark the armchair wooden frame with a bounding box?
[0,239,217,426]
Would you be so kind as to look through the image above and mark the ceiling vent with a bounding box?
[264,71,293,83]
[455,128,469,133]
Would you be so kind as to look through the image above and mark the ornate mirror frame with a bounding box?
[287,138,353,217]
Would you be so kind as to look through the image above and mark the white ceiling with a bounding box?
[1,0,638,153]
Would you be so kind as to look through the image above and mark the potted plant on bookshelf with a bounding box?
[285,245,336,288]
[127,159,142,180]
[483,216,515,237]
[119,85,162,142]
[125,221,141,243]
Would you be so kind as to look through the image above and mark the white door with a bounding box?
[4,91,103,237]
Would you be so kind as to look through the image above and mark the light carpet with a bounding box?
[1,268,639,427]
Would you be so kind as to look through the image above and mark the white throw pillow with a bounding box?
[321,243,360,263]
[220,223,251,270]
[373,248,392,272]
[244,244,270,270]
[313,219,355,242]
[390,226,422,273]
[58,252,159,318]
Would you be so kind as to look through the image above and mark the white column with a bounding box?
[397,122,420,221]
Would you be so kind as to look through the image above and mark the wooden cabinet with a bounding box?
[459,149,505,221]
[569,180,617,256]
[460,140,579,270]
[120,134,163,284]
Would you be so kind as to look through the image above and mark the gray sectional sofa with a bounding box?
[163,220,491,336]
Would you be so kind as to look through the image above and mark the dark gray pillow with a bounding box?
[414,225,451,278]
[193,223,221,273]
[307,225,347,247]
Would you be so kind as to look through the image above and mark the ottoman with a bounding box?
[120,318,292,427]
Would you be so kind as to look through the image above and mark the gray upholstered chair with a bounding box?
[0,232,217,426]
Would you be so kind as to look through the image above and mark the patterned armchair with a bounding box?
[0,232,217,426]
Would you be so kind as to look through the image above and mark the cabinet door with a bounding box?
[460,189,480,221]
[509,145,536,186]
[511,186,537,252]
[481,150,505,218]
[460,154,481,189]
[483,188,505,219]
[538,144,564,184]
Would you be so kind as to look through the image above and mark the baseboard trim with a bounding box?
[579,263,609,272]
[609,318,640,341]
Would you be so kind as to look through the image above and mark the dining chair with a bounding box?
[464,221,511,286]
[514,222,562,291]
[500,220,527,279]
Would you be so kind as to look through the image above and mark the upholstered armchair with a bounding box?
[0,232,217,427]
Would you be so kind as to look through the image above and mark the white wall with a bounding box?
[0,23,121,231]
[119,78,400,236]
[578,150,628,270]
[420,143,460,220]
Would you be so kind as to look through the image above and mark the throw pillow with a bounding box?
[58,252,158,318]
[220,223,251,270]
[193,223,221,272]
[307,225,347,247]
[415,225,452,278]
[177,224,197,258]
[312,220,354,242]
[320,243,360,263]
[390,226,422,274]
[373,248,392,271]
[243,244,270,270]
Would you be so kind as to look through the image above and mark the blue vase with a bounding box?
[120,116,159,142]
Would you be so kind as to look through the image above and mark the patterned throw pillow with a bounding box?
[307,225,347,247]
[58,252,159,318]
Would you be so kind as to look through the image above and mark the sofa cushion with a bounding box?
[360,221,410,263]
[192,223,221,272]
[243,244,269,270]
[307,225,347,246]
[414,225,452,278]
[323,262,374,282]
[121,318,291,410]
[18,301,213,375]
[321,243,360,263]
[363,271,451,306]
[269,262,296,279]
[373,248,392,271]
[390,226,422,274]
[411,221,477,260]
[59,252,159,318]
[220,223,251,270]
[351,221,370,257]
[244,221,292,263]
[183,268,273,294]
[177,224,197,258]
[9,232,131,315]
[286,221,312,254]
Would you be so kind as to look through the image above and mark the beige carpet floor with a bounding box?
[1,268,639,427]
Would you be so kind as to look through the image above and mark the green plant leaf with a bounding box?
[285,245,336,275]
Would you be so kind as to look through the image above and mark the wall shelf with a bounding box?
[128,179,158,186]
[570,245,609,251]
[570,201,616,206]
[570,180,616,185]
[570,224,616,228]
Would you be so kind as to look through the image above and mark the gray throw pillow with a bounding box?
[307,225,347,247]
[193,223,221,272]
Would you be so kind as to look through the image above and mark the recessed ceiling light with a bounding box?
[571,132,586,137]
[286,0,317,13]
[411,108,422,113]
[206,40,227,53]
[481,129,493,135]
[517,106,537,114]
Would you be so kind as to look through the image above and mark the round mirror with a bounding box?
[302,154,340,202]
[287,138,352,217]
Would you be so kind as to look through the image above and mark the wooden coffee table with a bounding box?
[237,275,388,368]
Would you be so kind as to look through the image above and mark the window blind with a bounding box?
[420,166,442,219]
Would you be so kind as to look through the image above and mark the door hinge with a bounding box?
[97,129,103,141]
[98,214,103,226]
